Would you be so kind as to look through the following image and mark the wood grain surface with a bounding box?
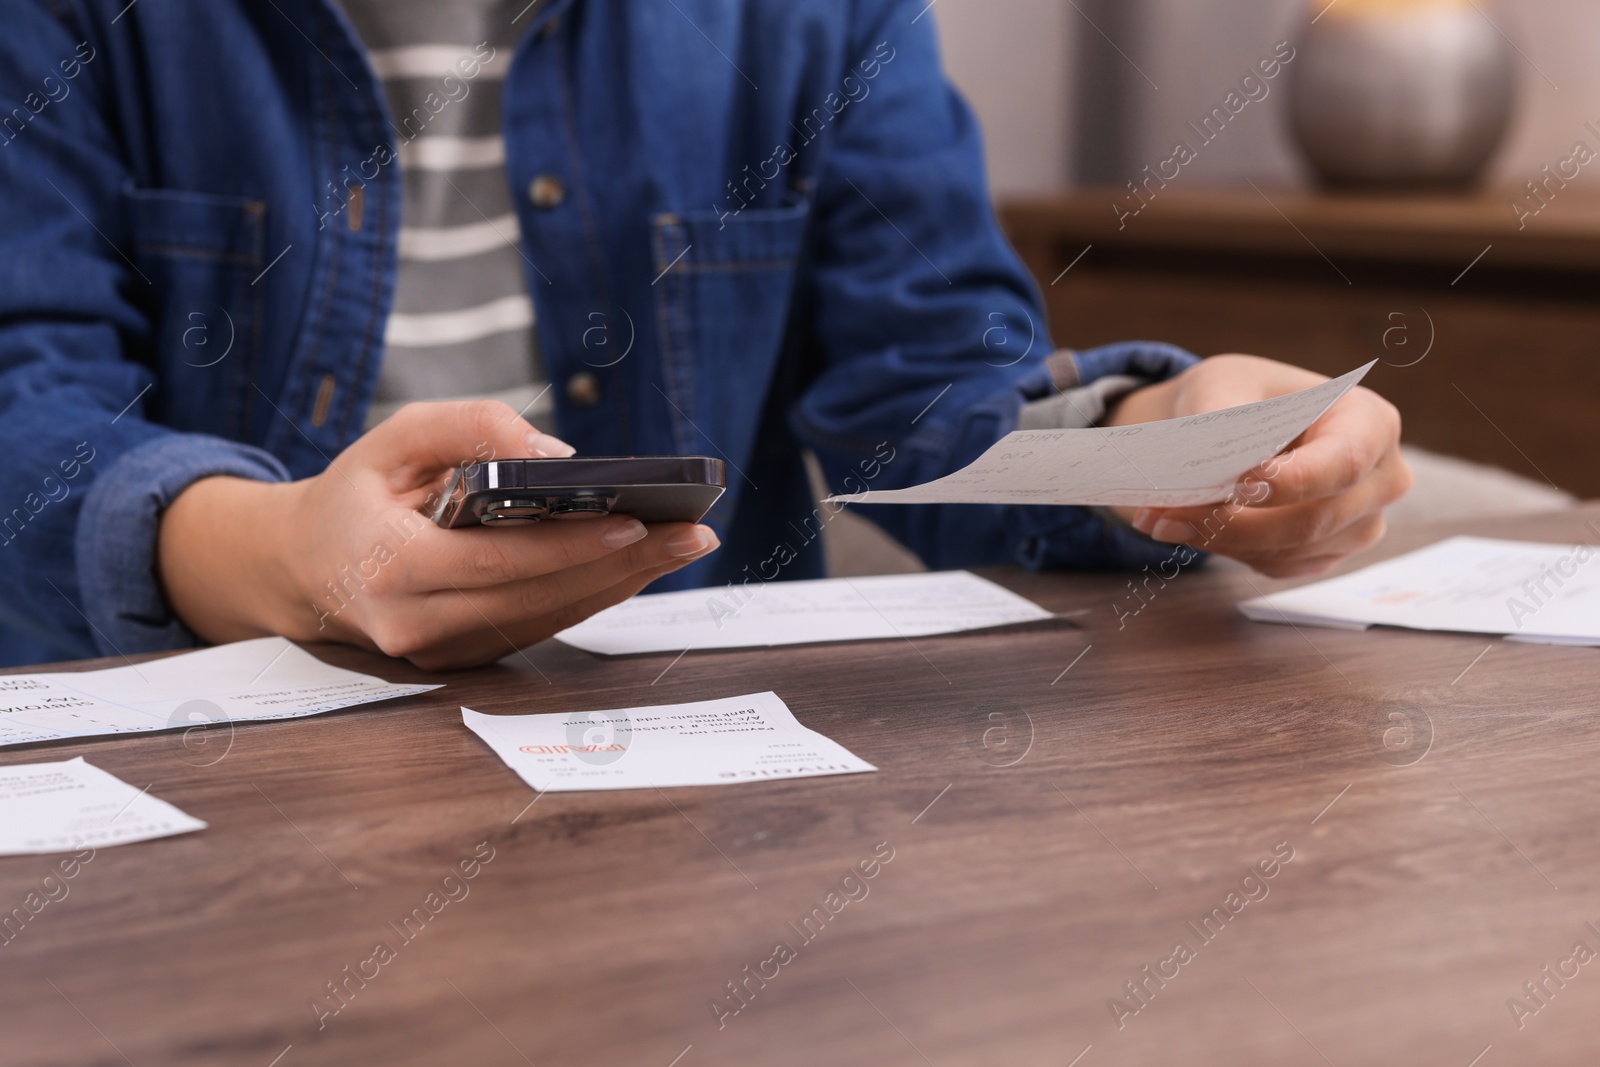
[4,505,1600,1066]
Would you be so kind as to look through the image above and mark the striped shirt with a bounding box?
[337,0,551,431]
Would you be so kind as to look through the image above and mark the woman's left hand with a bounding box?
[1105,354,1413,579]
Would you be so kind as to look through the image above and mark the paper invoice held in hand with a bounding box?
[827,362,1375,508]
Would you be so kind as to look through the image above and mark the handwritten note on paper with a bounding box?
[828,362,1374,508]
[0,637,440,749]
[462,691,877,791]
[554,570,1055,656]
[1239,536,1600,645]
[0,758,205,854]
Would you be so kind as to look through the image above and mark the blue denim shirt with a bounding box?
[0,0,1196,667]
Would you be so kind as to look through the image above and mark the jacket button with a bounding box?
[527,175,565,208]
[565,372,601,407]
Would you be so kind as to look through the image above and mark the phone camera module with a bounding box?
[548,494,614,520]
[480,498,550,525]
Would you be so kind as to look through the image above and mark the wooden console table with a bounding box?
[1000,187,1600,496]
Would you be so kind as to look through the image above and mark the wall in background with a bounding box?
[929,0,1074,195]
[1126,0,1304,185]
[1489,0,1600,188]
[934,0,1600,196]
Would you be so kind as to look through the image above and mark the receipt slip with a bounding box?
[0,636,441,748]
[0,757,205,854]
[828,361,1373,508]
[554,570,1055,656]
[1239,536,1600,645]
[461,692,877,792]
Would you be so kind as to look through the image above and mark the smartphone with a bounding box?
[430,456,726,528]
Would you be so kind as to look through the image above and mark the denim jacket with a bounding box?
[0,0,1195,666]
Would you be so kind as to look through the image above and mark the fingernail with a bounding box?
[666,526,719,557]
[1150,519,1197,544]
[601,518,647,549]
[1131,508,1154,531]
[525,432,575,458]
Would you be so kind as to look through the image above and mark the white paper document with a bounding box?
[462,691,877,791]
[0,637,441,748]
[554,570,1054,656]
[827,361,1374,508]
[1239,536,1600,645]
[0,757,205,854]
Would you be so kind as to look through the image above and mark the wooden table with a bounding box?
[6,505,1600,1066]
[1000,187,1600,497]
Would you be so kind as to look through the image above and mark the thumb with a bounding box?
[361,400,575,491]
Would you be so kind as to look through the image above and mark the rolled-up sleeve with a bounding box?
[76,435,289,655]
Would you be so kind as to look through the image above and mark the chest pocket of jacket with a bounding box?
[125,186,266,441]
[651,200,810,458]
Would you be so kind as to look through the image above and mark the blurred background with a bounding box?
[827,0,1600,575]
[932,0,1598,195]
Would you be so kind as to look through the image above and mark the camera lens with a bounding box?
[480,498,549,525]
[548,495,612,519]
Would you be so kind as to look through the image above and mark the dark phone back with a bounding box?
[431,456,726,527]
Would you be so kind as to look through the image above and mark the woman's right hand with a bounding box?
[157,400,719,670]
